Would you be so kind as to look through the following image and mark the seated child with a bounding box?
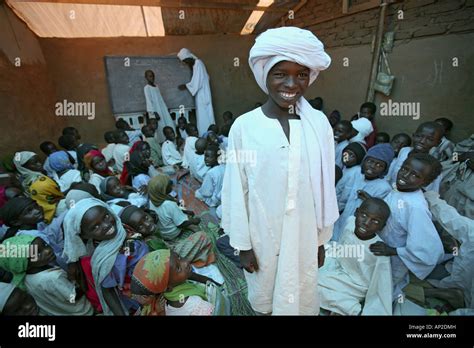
[0,282,39,315]
[40,141,59,178]
[84,150,114,193]
[131,250,229,316]
[196,145,225,207]
[182,124,199,169]
[390,133,411,157]
[101,131,117,166]
[328,110,341,128]
[218,124,231,151]
[100,176,148,211]
[333,120,353,169]
[375,132,390,144]
[387,122,444,192]
[58,134,79,168]
[147,175,215,268]
[358,102,377,148]
[116,119,143,146]
[430,117,455,163]
[336,142,367,211]
[332,143,394,241]
[319,198,393,315]
[374,153,444,301]
[119,205,214,267]
[190,138,210,182]
[62,198,148,315]
[0,235,93,315]
[161,127,183,166]
[110,130,131,173]
[48,150,82,192]
[0,197,68,270]
[142,125,163,167]
[176,115,188,145]
[222,111,234,127]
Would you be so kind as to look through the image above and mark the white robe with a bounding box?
[424,191,474,308]
[319,216,393,315]
[53,169,82,192]
[144,84,175,144]
[101,143,116,162]
[162,140,182,166]
[387,147,442,192]
[185,59,215,136]
[336,165,362,212]
[190,154,209,182]
[332,173,391,241]
[195,164,225,207]
[112,144,131,173]
[378,189,444,299]
[221,108,332,314]
[182,136,197,169]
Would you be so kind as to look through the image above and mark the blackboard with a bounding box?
[104,56,195,115]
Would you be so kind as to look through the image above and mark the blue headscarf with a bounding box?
[49,151,74,172]
[363,143,395,177]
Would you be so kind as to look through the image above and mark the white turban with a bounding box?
[248,26,331,94]
[351,117,374,141]
[177,48,197,61]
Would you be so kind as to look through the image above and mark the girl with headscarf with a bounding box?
[148,175,215,268]
[84,149,114,193]
[120,141,158,190]
[99,176,148,214]
[13,151,64,223]
[62,198,147,315]
[332,143,395,241]
[220,27,339,315]
[131,249,216,316]
[0,235,92,315]
[0,196,69,270]
[49,150,82,192]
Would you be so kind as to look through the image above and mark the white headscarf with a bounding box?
[62,198,126,315]
[177,48,197,61]
[13,151,43,189]
[0,282,16,312]
[248,26,339,231]
[351,117,374,141]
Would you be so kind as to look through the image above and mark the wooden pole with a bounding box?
[366,0,388,103]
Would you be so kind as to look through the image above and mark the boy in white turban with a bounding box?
[221,27,339,315]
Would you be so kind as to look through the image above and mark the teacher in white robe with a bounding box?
[221,27,339,315]
[177,48,216,136]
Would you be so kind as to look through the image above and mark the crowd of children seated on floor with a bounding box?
[0,99,472,316]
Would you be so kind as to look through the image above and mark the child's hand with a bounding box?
[240,249,259,273]
[138,185,148,195]
[369,241,397,256]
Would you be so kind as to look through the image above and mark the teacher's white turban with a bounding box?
[248,26,331,94]
[177,48,197,61]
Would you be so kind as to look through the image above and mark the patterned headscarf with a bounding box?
[13,151,43,189]
[0,235,36,290]
[132,249,170,294]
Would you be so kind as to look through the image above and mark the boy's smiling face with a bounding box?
[396,157,431,192]
[412,126,442,153]
[333,123,351,142]
[126,209,156,238]
[266,60,310,110]
[80,206,117,241]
